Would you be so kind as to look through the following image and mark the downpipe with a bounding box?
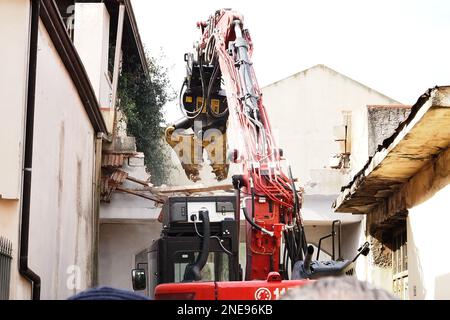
[19,0,41,300]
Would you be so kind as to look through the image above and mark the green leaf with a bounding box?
[117,49,175,185]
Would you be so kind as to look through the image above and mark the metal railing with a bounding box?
[0,236,12,300]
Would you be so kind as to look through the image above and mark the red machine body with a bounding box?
[155,273,310,300]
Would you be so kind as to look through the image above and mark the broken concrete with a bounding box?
[367,105,411,156]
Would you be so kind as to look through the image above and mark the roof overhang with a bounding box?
[63,0,148,74]
[102,0,149,74]
[334,86,450,214]
[123,0,148,74]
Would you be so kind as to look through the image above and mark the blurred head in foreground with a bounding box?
[68,286,150,300]
[281,276,397,300]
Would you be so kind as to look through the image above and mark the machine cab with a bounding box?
[132,195,241,298]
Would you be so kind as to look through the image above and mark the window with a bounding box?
[173,251,229,282]
[392,229,408,299]
[331,111,352,169]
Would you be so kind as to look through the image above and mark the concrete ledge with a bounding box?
[334,86,450,214]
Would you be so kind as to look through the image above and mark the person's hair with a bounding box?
[68,286,150,300]
[281,276,397,300]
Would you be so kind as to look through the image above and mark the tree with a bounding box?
[118,51,174,185]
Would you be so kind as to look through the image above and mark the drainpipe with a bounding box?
[19,0,41,300]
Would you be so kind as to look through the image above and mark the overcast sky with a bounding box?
[131,0,450,123]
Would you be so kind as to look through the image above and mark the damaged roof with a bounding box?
[334,86,450,214]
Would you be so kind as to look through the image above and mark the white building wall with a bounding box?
[73,3,110,105]
[303,222,361,260]
[98,223,162,290]
[408,184,450,299]
[73,3,113,131]
[25,21,97,300]
[259,64,393,270]
[262,65,397,196]
[98,152,162,289]
[261,65,398,279]
[351,105,370,171]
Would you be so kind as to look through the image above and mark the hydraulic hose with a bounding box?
[242,207,263,234]
[206,62,229,118]
[241,183,273,237]
[183,209,210,281]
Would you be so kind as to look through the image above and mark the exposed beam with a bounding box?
[116,186,164,203]
[126,175,152,187]
[151,184,234,194]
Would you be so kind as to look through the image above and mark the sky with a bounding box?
[131,0,450,123]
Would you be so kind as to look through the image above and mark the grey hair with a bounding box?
[281,276,397,300]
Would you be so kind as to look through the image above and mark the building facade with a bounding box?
[335,86,450,299]
[0,0,106,299]
[0,0,148,300]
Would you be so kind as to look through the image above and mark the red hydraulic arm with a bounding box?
[193,9,305,280]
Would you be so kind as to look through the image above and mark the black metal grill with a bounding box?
[0,236,12,300]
